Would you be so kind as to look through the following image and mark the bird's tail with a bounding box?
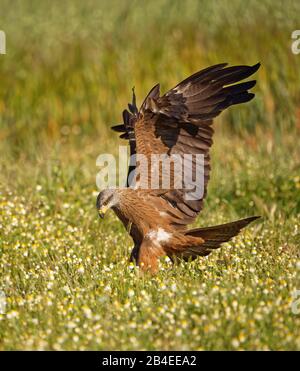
[178,216,260,260]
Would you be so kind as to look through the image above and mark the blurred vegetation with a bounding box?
[0,0,299,350]
[1,0,300,148]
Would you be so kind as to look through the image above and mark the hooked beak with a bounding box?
[98,205,108,219]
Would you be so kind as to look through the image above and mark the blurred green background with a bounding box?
[0,0,300,350]
[1,0,299,216]
[1,0,299,148]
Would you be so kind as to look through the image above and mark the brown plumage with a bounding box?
[97,63,261,274]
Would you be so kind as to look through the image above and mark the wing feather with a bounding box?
[111,63,260,226]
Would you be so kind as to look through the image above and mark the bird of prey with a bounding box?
[96,63,260,274]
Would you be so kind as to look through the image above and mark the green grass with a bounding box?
[0,0,300,350]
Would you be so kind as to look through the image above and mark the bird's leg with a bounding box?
[137,240,164,275]
[129,243,140,264]
[138,249,159,274]
[170,255,182,268]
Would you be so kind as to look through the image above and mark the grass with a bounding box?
[0,0,300,350]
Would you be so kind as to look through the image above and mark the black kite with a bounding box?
[96,63,260,273]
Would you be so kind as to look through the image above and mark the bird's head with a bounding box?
[96,188,119,219]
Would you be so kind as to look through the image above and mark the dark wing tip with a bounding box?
[128,86,138,114]
[111,124,126,132]
[251,62,261,72]
[233,92,255,104]
[239,216,261,228]
[248,215,261,222]
[119,132,129,139]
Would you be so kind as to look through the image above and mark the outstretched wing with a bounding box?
[111,88,138,187]
[112,63,260,227]
[111,85,160,187]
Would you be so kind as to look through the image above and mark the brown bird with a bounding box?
[96,63,260,274]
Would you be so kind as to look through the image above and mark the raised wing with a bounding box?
[111,85,161,187]
[112,63,260,227]
[111,89,139,187]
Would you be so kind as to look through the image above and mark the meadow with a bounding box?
[0,0,299,350]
